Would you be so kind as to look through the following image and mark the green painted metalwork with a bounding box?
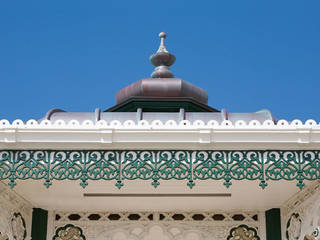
[105,99,217,112]
[0,150,319,189]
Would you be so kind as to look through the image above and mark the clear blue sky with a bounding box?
[0,1,319,122]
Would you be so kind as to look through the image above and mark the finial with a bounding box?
[159,32,166,38]
[157,32,168,53]
[150,32,176,78]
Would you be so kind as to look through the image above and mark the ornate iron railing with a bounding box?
[0,150,319,189]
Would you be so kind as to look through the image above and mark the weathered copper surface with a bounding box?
[116,78,208,105]
[43,108,275,124]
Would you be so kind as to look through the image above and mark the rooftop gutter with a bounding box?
[0,119,319,150]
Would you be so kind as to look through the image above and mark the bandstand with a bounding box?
[0,33,320,240]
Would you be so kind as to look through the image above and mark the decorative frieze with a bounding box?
[54,211,260,223]
[49,210,264,240]
[1,150,320,190]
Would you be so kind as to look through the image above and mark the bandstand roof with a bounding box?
[1,32,320,219]
[40,32,275,125]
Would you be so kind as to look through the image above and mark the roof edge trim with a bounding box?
[0,119,318,129]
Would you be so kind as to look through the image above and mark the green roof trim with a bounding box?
[105,97,219,112]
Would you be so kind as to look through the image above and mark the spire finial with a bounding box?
[157,32,168,53]
[150,32,176,78]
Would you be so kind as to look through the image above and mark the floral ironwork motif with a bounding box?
[227,225,260,240]
[0,150,320,189]
[11,213,26,240]
[286,213,302,240]
[53,224,85,240]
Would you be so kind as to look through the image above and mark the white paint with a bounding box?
[48,210,265,240]
[9,180,301,212]
[281,180,320,240]
[0,183,33,240]
[0,119,320,150]
[1,119,320,239]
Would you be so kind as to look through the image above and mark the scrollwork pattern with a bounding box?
[227,225,260,240]
[11,212,26,240]
[0,150,320,189]
[0,152,11,181]
[286,213,302,240]
[53,224,86,240]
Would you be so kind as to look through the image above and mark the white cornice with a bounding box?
[0,119,320,149]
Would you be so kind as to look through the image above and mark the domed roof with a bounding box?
[108,32,215,112]
[41,32,276,124]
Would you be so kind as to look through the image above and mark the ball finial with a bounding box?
[159,32,166,38]
[149,31,175,78]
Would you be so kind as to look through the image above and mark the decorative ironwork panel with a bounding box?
[50,210,264,240]
[286,213,302,240]
[11,212,27,240]
[0,183,33,240]
[53,224,86,240]
[227,224,260,240]
[0,150,320,189]
[281,181,320,240]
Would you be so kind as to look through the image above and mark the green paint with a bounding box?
[31,208,48,240]
[266,208,282,240]
[106,99,217,112]
[0,150,319,189]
